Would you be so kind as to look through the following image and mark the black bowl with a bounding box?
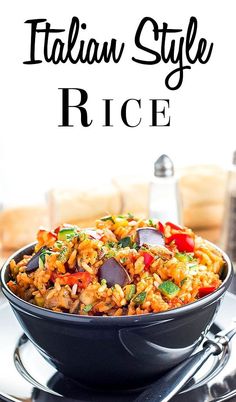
[0,242,233,390]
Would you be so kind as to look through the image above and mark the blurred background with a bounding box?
[0,0,236,267]
[0,161,235,266]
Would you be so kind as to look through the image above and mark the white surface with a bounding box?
[1,0,236,205]
[0,298,32,398]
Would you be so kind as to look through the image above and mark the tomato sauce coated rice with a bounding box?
[7,215,224,316]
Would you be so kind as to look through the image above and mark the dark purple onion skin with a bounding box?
[25,247,45,272]
[136,228,164,247]
[98,257,131,287]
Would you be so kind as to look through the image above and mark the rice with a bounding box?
[7,214,224,316]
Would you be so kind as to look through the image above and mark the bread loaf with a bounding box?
[112,176,149,217]
[49,183,121,226]
[179,165,227,207]
[0,206,49,250]
[179,165,227,229]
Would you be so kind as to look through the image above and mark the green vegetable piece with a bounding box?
[58,228,77,241]
[127,213,134,219]
[158,280,180,298]
[175,253,193,263]
[39,255,44,269]
[118,236,132,248]
[188,263,198,269]
[83,304,93,313]
[105,250,116,258]
[54,241,63,249]
[101,215,115,223]
[124,284,136,301]
[180,278,187,286]
[39,249,53,268]
[132,291,147,305]
[148,219,154,226]
[132,242,139,250]
[58,247,70,263]
[120,257,127,264]
[78,232,87,242]
[101,279,107,286]
[107,241,116,248]
[39,249,52,263]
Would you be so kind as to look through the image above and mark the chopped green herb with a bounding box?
[118,215,125,219]
[175,253,193,263]
[107,241,116,248]
[39,255,44,269]
[39,249,53,264]
[106,250,116,258]
[118,237,132,248]
[180,278,187,286]
[58,228,78,241]
[132,291,147,305]
[132,242,139,250]
[148,219,154,226]
[101,279,107,286]
[188,263,198,269]
[58,247,70,263]
[54,241,63,249]
[83,304,93,313]
[120,257,127,264]
[78,232,87,242]
[127,212,134,219]
[124,284,136,301]
[158,281,180,298]
[101,215,115,223]
[67,234,78,241]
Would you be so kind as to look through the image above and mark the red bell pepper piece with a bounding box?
[54,224,75,236]
[157,221,165,234]
[167,233,194,252]
[165,222,183,231]
[130,253,137,263]
[52,272,92,288]
[54,226,61,235]
[37,229,57,246]
[142,252,154,270]
[198,286,216,298]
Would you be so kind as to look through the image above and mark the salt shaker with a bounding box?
[221,151,236,266]
[148,154,182,224]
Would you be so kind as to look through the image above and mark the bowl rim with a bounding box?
[0,241,233,326]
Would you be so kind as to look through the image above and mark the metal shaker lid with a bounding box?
[154,154,174,177]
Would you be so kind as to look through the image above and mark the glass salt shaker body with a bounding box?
[149,154,182,225]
